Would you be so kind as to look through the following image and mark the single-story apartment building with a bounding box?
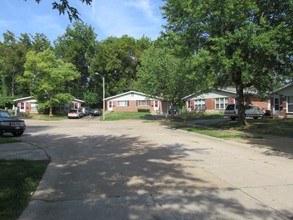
[104,91,170,114]
[183,88,270,113]
[271,83,293,118]
[13,96,84,114]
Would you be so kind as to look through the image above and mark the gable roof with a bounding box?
[13,96,84,103]
[183,87,260,100]
[104,91,160,101]
[182,88,236,100]
[13,96,35,102]
[271,82,293,94]
[72,98,85,103]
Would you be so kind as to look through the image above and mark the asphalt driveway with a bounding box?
[15,119,293,220]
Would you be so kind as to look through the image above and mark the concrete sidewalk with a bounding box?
[0,142,49,160]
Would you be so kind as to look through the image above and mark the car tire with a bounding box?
[253,117,258,119]
[231,117,236,121]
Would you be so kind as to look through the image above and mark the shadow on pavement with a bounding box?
[18,130,287,220]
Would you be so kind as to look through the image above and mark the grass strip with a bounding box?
[105,111,151,121]
[0,137,22,145]
[171,124,254,139]
[0,159,49,220]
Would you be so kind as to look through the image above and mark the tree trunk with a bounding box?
[236,84,247,126]
[49,106,53,117]
[49,97,53,117]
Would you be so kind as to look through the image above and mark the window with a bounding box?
[194,99,205,109]
[216,98,228,109]
[109,101,112,108]
[30,102,37,112]
[136,100,150,106]
[288,96,293,113]
[274,98,280,110]
[20,102,25,110]
[117,100,129,107]
[154,101,158,108]
[187,100,191,108]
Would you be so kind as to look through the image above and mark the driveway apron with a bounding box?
[18,119,293,220]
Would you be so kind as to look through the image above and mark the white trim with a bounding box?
[105,91,161,101]
[287,96,293,113]
[13,96,33,102]
[272,82,293,94]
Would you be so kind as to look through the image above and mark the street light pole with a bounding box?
[95,72,105,120]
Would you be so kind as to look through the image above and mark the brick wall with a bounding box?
[205,99,215,110]
[111,100,154,112]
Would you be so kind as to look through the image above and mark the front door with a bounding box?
[274,98,280,116]
[108,101,113,111]
[154,100,159,113]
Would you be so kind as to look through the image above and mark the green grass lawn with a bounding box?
[0,137,22,144]
[207,118,293,137]
[29,114,67,121]
[104,111,151,121]
[0,159,49,220]
[172,117,293,139]
[171,124,254,139]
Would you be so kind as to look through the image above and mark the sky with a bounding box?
[0,0,166,43]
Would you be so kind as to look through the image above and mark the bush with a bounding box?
[137,109,150,113]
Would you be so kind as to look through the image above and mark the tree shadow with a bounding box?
[235,135,293,160]
[19,131,288,220]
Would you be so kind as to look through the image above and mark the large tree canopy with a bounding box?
[162,0,293,125]
[18,48,80,116]
[136,45,201,107]
[54,21,97,97]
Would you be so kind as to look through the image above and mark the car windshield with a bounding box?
[226,105,235,110]
[0,111,10,118]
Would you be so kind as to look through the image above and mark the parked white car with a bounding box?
[224,104,266,120]
[68,109,84,119]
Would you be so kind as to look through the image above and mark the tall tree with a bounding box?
[17,48,79,116]
[162,0,293,125]
[0,31,27,97]
[91,35,152,101]
[136,46,198,108]
[54,21,97,97]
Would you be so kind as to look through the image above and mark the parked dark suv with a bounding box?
[0,110,26,136]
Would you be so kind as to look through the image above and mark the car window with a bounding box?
[225,105,235,110]
[245,105,252,110]
[69,110,77,113]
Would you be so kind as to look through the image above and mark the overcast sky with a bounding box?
[0,0,166,43]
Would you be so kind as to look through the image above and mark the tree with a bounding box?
[0,31,27,97]
[91,35,152,99]
[162,0,293,125]
[83,91,99,107]
[28,0,93,21]
[136,46,197,109]
[54,21,97,97]
[18,48,80,116]
[0,31,52,98]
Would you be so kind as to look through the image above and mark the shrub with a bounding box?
[137,109,150,113]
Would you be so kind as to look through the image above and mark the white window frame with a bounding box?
[30,102,38,112]
[215,98,228,109]
[136,100,150,106]
[288,96,293,113]
[194,99,205,109]
[117,100,129,107]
